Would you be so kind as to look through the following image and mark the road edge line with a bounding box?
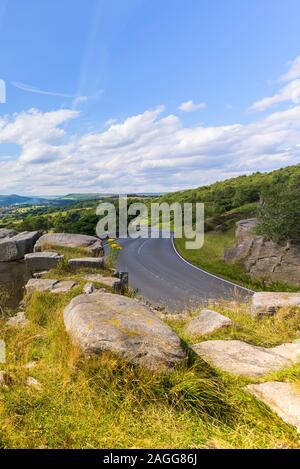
[170,236,255,294]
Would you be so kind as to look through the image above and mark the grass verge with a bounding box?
[175,229,299,292]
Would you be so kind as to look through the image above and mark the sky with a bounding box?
[0,0,300,195]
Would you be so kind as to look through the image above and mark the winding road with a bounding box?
[112,233,253,312]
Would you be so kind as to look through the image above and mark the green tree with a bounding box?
[256,185,300,242]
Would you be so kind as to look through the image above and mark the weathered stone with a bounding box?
[224,218,300,286]
[184,309,232,337]
[0,231,41,262]
[247,381,300,433]
[68,257,105,270]
[0,228,18,239]
[26,278,59,293]
[251,292,300,316]
[271,343,300,363]
[236,218,257,244]
[83,283,95,294]
[83,274,123,291]
[26,376,42,390]
[25,278,77,294]
[192,340,292,377]
[52,280,77,293]
[34,233,103,257]
[224,239,253,263]
[25,251,64,273]
[64,291,186,371]
[7,311,29,328]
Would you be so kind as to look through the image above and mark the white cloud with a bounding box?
[249,55,300,112]
[12,81,76,98]
[280,55,300,81]
[0,101,300,195]
[178,100,206,112]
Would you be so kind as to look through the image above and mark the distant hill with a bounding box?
[0,194,46,207]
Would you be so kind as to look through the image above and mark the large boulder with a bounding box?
[83,273,124,291]
[251,292,300,316]
[34,233,103,257]
[68,257,105,270]
[192,340,298,377]
[25,278,77,294]
[224,218,300,286]
[0,228,18,239]
[25,252,64,273]
[0,231,41,262]
[64,291,186,371]
[247,382,300,433]
[184,309,232,337]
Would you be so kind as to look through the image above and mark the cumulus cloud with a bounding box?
[178,100,206,112]
[249,55,300,112]
[0,100,300,195]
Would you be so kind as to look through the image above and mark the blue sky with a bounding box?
[0,0,300,195]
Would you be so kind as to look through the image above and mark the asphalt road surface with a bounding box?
[113,234,253,312]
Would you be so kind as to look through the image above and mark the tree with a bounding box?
[256,185,300,243]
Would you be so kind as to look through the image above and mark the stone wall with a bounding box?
[224,219,300,286]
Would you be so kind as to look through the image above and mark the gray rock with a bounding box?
[236,218,257,244]
[25,278,77,294]
[34,233,103,257]
[0,231,41,262]
[251,292,300,316]
[25,251,64,273]
[52,280,77,293]
[7,311,29,328]
[83,273,123,291]
[271,343,300,362]
[247,381,300,433]
[0,228,18,239]
[83,283,95,294]
[192,340,292,377]
[26,376,42,390]
[184,309,232,337]
[68,257,105,270]
[64,291,186,371]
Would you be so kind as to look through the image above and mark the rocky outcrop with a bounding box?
[184,309,232,337]
[236,218,257,243]
[83,273,125,292]
[25,252,64,273]
[224,218,300,286]
[34,233,103,257]
[192,340,300,377]
[247,382,300,433]
[25,278,77,294]
[0,228,17,239]
[251,292,300,316]
[68,257,105,270]
[64,291,186,371]
[0,231,42,262]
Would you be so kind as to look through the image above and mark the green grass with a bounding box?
[175,229,300,292]
[0,288,300,448]
[42,244,91,260]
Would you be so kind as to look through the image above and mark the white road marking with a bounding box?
[170,236,254,294]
